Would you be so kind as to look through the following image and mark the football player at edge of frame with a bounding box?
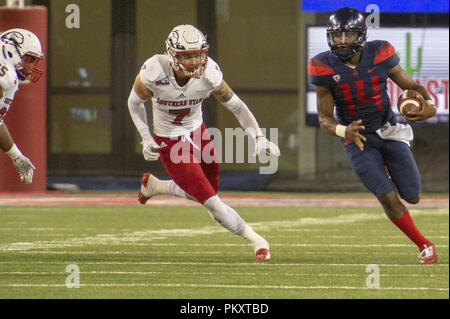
[308,7,438,264]
[0,28,44,184]
[128,25,280,261]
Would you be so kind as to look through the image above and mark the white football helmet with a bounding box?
[0,28,44,83]
[166,25,209,78]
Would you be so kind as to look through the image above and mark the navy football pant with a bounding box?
[343,133,421,200]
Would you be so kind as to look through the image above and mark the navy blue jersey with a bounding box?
[308,40,400,133]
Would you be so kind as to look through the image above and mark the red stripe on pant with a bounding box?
[153,123,220,204]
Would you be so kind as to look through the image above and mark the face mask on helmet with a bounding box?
[14,51,43,83]
[166,25,209,78]
[0,28,44,83]
[326,8,367,60]
[327,29,363,60]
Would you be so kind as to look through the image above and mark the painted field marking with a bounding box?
[0,209,447,252]
[3,250,448,256]
[0,261,447,267]
[0,271,447,278]
[0,283,447,291]
[0,193,448,208]
[1,243,448,250]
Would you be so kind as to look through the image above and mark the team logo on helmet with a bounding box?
[168,31,182,49]
[1,31,25,47]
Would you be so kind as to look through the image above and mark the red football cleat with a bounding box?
[255,248,271,262]
[137,173,151,205]
[419,244,438,264]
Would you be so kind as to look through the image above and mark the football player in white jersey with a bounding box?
[0,28,44,184]
[128,25,280,261]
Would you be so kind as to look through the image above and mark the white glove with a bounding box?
[253,136,280,157]
[12,155,35,184]
[6,144,35,184]
[141,136,166,161]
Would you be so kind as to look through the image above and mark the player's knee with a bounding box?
[378,191,405,219]
[203,195,244,233]
[404,196,420,205]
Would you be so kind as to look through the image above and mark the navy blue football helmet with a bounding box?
[327,7,367,60]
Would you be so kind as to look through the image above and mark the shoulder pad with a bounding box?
[308,53,335,76]
[0,57,17,89]
[202,57,223,89]
[139,54,168,87]
[372,41,396,65]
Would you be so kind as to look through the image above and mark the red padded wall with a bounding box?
[0,6,47,191]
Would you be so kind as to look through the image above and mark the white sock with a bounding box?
[152,178,186,199]
[168,180,186,198]
[237,223,270,252]
[203,195,244,234]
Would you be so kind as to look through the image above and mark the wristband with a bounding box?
[141,132,156,146]
[6,144,22,159]
[335,125,347,138]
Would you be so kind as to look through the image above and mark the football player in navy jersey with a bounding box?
[308,7,438,263]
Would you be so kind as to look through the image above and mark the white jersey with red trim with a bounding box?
[139,54,223,137]
[0,53,19,124]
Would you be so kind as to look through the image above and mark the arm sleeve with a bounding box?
[221,94,264,140]
[127,89,155,144]
[310,74,328,87]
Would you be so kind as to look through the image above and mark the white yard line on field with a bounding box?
[0,261,448,267]
[0,209,447,252]
[3,250,448,255]
[0,271,448,277]
[0,283,447,291]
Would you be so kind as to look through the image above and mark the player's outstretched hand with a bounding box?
[254,136,281,157]
[12,154,35,184]
[346,119,366,151]
[404,96,437,122]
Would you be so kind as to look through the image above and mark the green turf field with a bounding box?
[0,200,448,299]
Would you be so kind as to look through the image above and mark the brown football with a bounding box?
[397,89,423,117]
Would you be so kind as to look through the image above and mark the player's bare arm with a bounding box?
[315,84,366,151]
[0,121,14,152]
[133,74,153,100]
[0,84,13,151]
[211,80,234,103]
[389,63,436,121]
[0,85,13,152]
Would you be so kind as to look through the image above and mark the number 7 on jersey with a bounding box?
[169,108,190,125]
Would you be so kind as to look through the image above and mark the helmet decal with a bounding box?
[168,30,184,50]
[1,31,25,47]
